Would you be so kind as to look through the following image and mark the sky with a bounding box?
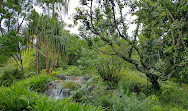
[62,0,80,34]
[34,0,80,34]
[34,0,137,36]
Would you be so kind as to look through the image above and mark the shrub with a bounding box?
[118,70,152,95]
[14,74,53,93]
[158,81,188,109]
[82,80,114,110]
[113,92,160,111]
[0,68,24,87]
[94,56,123,88]
[93,90,113,109]
[29,75,53,92]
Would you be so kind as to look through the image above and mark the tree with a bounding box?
[25,0,70,74]
[74,0,188,90]
[0,30,21,66]
[0,0,33,70]
[26,11,69,74]
[36,0,70,18]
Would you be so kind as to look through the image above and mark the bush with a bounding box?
[93,90,113,109]
[0,68,24,87]
[94,56,123,88]
[158,81,188,109]
[14,74,53,93]
[113,92,160,111]
[82,79,114,110]
[118,70,152,95]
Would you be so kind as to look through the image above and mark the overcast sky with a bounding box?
[34,0,137,36]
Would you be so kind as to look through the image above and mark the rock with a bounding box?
[46,75,92,100]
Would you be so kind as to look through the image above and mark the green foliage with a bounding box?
[0,30,22,66]
[87,81,114,110]
[118,70,152,95]
[69,76,97,102]
[0,0,33,68]
[74,0,188,91]
[0,75,102,111]
[66,35,87,66]
[56,66,83,76]
[10,74,53,93]
[158,81,188,109]
[92,89,113,109]
[150,105,163,111]
[1,0,188,110]
[22,48,36,73]
[175,64,188,83]
[67,81,82,91]
[77,47,98,74]
[94,55,123,88]
[28,76,53,93]
[135,0,188,80]
[113,92,160,111]
[0,68,24,87]
[0,58,17,74]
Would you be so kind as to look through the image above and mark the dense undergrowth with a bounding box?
[0,65,188,111]
[74,69,188,111]
[0,74,102,111]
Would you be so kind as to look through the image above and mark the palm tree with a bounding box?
[25,0,70,74]
[26,6,69,74]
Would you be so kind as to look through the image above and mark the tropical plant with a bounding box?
[0,68,24,87]
[26,11,69,74]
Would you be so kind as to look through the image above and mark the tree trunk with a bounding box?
[36,45,38,74]
[49,40,57,74]
[36,44,40,74]
[18,48,24,72]
[148,74,160,91]
[38,47,40,74]
[44,38,49,74]
[20,58,23,71]
[36,36,40,75]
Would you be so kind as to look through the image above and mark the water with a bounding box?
[46,75,91,100]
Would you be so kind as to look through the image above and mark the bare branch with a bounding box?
[166,8,183,47]
[29,40,47,58]
[12,56,22,69]
[17,16,25,34]
[88,0,100,36]
[128,18,140,58]
[162,63,186,81]
[111,0,124,38]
